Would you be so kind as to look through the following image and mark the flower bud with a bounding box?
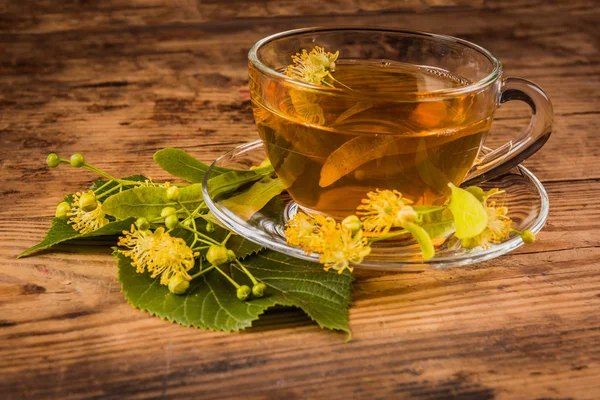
[165,214,179,229]
[168,275,190,295]
[252,283,267,297]
[55,201,71,220]
[341,215,362,234]
[226,249,237,262]
[79,192,98,212]
[161,206,177,217]
[205,221,215,233]
[236,285,251,301]
[47,153,61,168]
[70,153,85,168]
[521,230,536,244]
[135,217,150,230]
[166,186,180,201]
[206,245,229,265]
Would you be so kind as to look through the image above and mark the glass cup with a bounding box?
[248,27,553,218]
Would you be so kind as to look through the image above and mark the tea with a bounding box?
[251,60,495,217]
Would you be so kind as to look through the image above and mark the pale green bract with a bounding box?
[447,183,489,239]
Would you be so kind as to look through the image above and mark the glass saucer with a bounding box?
[203,140,549,271]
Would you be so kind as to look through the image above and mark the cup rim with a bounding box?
[248,26,503,99]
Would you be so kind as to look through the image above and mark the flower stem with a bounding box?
[190,265,215,280]
[95,183,123,200]
[234,259,258,285]
[93,180,114,194]
[221,231,233,245]
[368,229,409,243]
[214,265,240,288]
[178,224,221,246]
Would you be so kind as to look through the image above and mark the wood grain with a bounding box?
[1,0,599,399]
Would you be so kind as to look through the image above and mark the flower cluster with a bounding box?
[285,213,370,273]
[285,46,339,86]
[68,191,109,234]
[357,189,417,234]
[118,225,198,285]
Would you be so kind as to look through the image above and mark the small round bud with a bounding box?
[341,215,362,234]
[135,217,150,230]
[206,245,229,265]
[521,230,536,245]
[161,207,177,217]
[168,275,190,295]
[55,201,71,220]
[165,214,179,229]
[69,153,85,168]
[226,249,237,262]
[79,192,98,212]
[47,153,61,168]
[166,186,181,201]
[205,221,215,233]
[252,283,267,297]
[236,285,251,301]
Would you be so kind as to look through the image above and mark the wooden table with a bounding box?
[1,1,599,398]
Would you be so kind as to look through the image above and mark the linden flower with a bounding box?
[308,46,339,72]
[462,203,513,249]
[68,191,109,234]
[118,226,198,285]
[284,212,333,254]
[285,212,371,273]
[357,189,417,234]
[285,47,336,86]
[118,225,161,273]
[320,228,371,274]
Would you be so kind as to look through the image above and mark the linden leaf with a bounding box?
[153,148,229,183]
[447,184,488,239]
[220,177,285,220]
[19,217,135,258]
[117,250,353,333]
[103,184,204,220]
[207,166,275,199]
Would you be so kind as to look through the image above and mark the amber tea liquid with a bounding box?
[251,61,495,217]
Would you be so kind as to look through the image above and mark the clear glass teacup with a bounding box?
[248,27,553,218]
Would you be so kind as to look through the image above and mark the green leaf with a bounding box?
[208,166,275,199]
[220,177,285,220]
[103,184,204,220]
[117,249,353,333]
[404,222,435,260]
[153,148,228,183]
[447,184,488,239]
[19,217,135,258]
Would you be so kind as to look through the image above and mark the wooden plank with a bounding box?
[0,0,599,398]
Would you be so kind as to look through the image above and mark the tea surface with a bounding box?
[252,61,494,217]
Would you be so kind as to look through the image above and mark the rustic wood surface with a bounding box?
[1,0,599,398]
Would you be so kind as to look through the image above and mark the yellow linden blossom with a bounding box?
[462,203,512,249]
[285,212,371,273]
[284,212,334,254]
[285,46,339,86]
[320,228,371,274]
[118,226,198,285]
[357,189,417,234]
[68,191,109,234]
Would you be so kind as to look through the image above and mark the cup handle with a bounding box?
[462,77,553,186]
